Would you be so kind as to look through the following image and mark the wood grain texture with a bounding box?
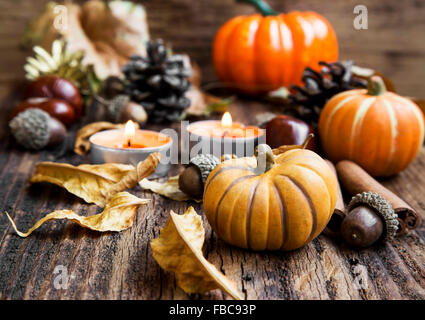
[0,0,425,300]
[0,90,424,300]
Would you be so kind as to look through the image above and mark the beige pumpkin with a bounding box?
[203,143,338,251]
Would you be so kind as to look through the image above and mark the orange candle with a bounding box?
[188,112,263,139]
[89,120,173,177]
[90,120,170,150]
[185,112,265,158]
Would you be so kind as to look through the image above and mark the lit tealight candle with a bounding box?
[122,120,146,149]
[89,120,172,177]
[185,112,264,158]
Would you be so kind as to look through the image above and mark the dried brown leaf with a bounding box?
[139,175,201,202]
[184,87,230,117]
[5,192,149,237]
[30,152,160,207]
[151,207,242,300]
[74,121,139,155]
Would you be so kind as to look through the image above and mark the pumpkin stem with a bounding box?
[236,0,278,16]
[272,133,315,155]
[301,133,314,149]
[254,144,275,174]
[367,76,387,96]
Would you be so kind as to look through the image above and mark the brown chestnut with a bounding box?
[265,115,317,151]
[11,98,76,126]
[24,76,83,118]
[341,206,384,248]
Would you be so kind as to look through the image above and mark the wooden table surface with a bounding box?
[0,87,424,300]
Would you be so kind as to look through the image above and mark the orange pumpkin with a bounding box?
[319,76,425,177]
[213,0,338,93]
[203,143,338,251]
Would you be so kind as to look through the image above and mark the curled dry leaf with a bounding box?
[5,192,149,237]
[30,152,160,207]
[139,175,201,202]
[74,121,139,155]
[151,207,242,300]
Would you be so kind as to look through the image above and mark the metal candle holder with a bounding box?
[185,120,265,159]
[89,129,172,177]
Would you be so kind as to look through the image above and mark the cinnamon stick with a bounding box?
[336,160,421,235]
[323,160,346,237]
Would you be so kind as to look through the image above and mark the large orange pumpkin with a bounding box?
[319,76,425,177]
[213,0,338,93]
[203,143,338,251]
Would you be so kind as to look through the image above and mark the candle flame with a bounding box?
[221,112,232,129]
[124,120,136,146]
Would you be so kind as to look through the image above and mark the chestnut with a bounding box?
[11,98,76,126]
[265,115,317,152]
[24,76,83,118]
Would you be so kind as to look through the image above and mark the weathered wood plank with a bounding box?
[0,94,424,300]
[0,0,424,301]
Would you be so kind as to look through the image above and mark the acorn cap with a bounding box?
[348,191,399,241]
[9,108,50,149]
[105,94,130,122]
[189,154,220,184]
[105,94,147,125]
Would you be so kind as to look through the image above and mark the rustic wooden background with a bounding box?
[0,0,424,300]
[1,0,425,102]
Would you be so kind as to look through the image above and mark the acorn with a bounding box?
[9,108,66,150]
[102,76,125,99]
[102,95,148,126]
[178,154,221,199]
[341,192,399,248]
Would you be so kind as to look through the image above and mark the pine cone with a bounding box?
[122,39,192,123]
[288,61,368,126]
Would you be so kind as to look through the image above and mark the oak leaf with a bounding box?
[5,192,149,237]
[151,207,242,300]
[30,152,160,207]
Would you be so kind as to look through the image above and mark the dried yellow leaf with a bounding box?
[74,121,139,155]
[30,152,160,207]
[5,192,149,237]
[139,175,201,202]
[151,207,242,300]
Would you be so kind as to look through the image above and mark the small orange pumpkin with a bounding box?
[319,76,425,177]
[203,140,338,251]
[213,0,338,93]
